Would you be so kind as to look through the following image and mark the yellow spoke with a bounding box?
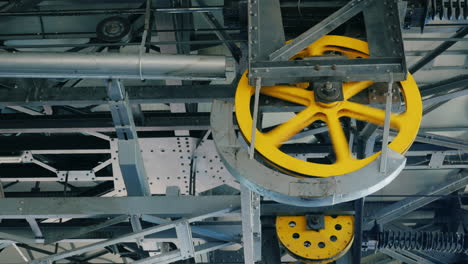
[261,85,313,106]
[343,81,374,100]
[265,106,319,147]
[325,113,350,162]
[340,101,403,128]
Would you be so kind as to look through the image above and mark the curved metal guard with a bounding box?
[211,100,406,207]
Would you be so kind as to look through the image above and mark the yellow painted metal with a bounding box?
[276,216,354,264]
[235,35,422,177]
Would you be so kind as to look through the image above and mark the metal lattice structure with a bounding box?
[0,0,467,263]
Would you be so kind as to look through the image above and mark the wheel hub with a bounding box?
[314,81,344,103]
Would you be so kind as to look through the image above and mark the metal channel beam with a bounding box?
[385,130,468,151]
[108,80,151,196]
[0,85,235,106]
[0,112,212,134]
[250,57,405,83]
[0,196,241,219]
[240,185,261,264]
[420,74,468,98]
[364,170,468,230]
[363,0,405,71]
[0,6,224,16]
[0,52,230,80]
[248,0,285,63]
[0,223,242,243]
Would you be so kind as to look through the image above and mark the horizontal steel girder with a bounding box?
[0,84,236,106]
[0,195,370,219]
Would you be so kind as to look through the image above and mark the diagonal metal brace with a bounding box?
[365,170,468,230]
[269,0,374,61]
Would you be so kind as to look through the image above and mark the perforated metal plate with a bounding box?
[194,139,239,194]
[110,137,237,196]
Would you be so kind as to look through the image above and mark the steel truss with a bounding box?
[0,0,467,264]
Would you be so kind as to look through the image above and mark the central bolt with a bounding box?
[321,82,337,96]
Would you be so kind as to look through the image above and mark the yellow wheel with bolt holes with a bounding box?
[235,35,422,177]
[276,216,354,263]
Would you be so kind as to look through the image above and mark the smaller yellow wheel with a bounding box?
[276,216,354,264]
[235,35,422,177]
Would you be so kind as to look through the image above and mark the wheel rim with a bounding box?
[235,35,422,177]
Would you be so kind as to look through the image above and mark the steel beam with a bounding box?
[385,130,468,151]
[108,80,151,196]
[409,27,468,74]
[380,249,421,264]
[0,196,241,219]
[248,0,285,63]
[29,207,237,263]
[352,198,365,264]
[0,84,235,106]
[0,112,212,134]
[0,223,242,243]
[420,75,468,98]
[250,57,405,83]
[45,215,129,244]
[364,170,468,230]
[142,215,240,242]
[423,89,468,109]
[0,6,224,16]
[414,131,468,151]
[240,185,261,264]
[0,52,230,80]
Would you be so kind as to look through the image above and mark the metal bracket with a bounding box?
[57,171,96,182]
[241,185,261,263]
[175,221,195,260]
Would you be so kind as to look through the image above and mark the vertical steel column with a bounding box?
[352,198,365,264]
[248,0,284,85]
[107,80,151,197]
[240,185,261,264]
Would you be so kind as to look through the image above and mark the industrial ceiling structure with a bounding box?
[0,0,467,263]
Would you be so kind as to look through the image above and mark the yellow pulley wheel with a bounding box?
[276,216,354,263]
[235,35,422,177]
